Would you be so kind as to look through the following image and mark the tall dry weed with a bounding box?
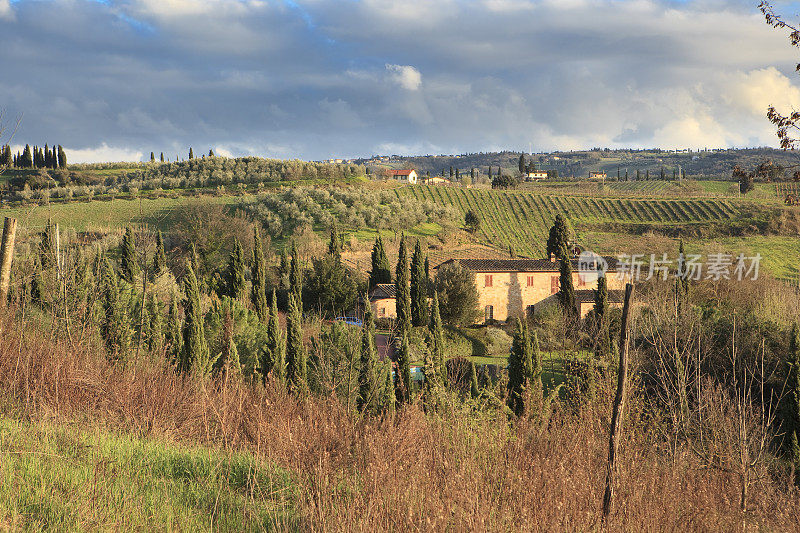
[0,309,799,530]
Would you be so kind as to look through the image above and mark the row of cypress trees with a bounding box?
[1,144,66,169]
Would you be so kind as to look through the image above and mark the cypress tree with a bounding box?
[381,363,395,416]
[422,342,439,412]
[787,322,800,483]
[286,293,307,393]
[147,293,164,354]
[180,261,212,375]
[160,152,165,162]
[410,239,428,327]
[189,147,194,159]
[518,154,525,174]
[166,292,182,363]
[226,238,246,301]
[100,257,131,359]
[216,299,241,374]
[269,289,286,383]
[120,227,138,283]
[428,291,446,382]
[150,152,155,162]
[593,274,613,360]
[21,145,32,168]
[209,149,215,157]
[57,145,66,168]
[251,226,268,322]
[558,246,577,323]
[488,166,492,180]
[546,214,572,260]
[357,303,378,413]
[289,241,302,309]
[469,360,480,399]
[368,235,391,290]
[395,236,411,333]
[154,230,167,275]
[507,318,531,416]
[395,329,412,406]
[260,289,284,384]
[328,223,342,257]
[424,257,430,292]
[39,220,57,270]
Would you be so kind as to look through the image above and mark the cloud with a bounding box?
[385,64,422,91]
[61,144,144,164]
[0,0,798,161]
[0,0,13,21]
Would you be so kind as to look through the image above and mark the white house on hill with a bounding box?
[389,169,418,184]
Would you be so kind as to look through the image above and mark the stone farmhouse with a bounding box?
[388,169,418,184]
[364,256,626,324]
[367,283,397,320]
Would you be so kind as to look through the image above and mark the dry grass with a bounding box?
[1,309,799,531]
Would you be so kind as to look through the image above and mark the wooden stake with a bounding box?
[602,282,634,520]
[0,217,18,307]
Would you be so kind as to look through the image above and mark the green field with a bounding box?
[0,417,296,530]
[1,195,239,233]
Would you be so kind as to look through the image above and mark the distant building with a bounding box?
[388,169,418,184]
[425,176,451,185]
[525,171,548,181]
[588,171,607,180]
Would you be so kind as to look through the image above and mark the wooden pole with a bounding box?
[602,282,634,519]
[0,217,18,307]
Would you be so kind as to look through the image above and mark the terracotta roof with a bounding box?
[389,169,415,176]
[575,289,625,304]
[369,283,396,300]
[435,257,619,273]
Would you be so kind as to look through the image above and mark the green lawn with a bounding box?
[1,195,240,233]
[0,417,297,531]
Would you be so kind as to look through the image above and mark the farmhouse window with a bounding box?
[485,305,494,322]
[378,307,385,317]
[527,275,535,287]
[485,275,493,287]
[526,304,535,317]
[551,276,559,294]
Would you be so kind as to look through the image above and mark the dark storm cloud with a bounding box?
[0,0,797,162]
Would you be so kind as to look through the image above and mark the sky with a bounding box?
[2,0,800,163]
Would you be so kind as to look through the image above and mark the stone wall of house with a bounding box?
[372,297,396,319]
[473,269,627,323]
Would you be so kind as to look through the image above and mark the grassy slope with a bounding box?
[1,195,239,232]
[0,417,296,531]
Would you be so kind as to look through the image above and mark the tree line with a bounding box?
[1,143,66,169]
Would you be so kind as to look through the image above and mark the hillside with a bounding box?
[357,147,800,181]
